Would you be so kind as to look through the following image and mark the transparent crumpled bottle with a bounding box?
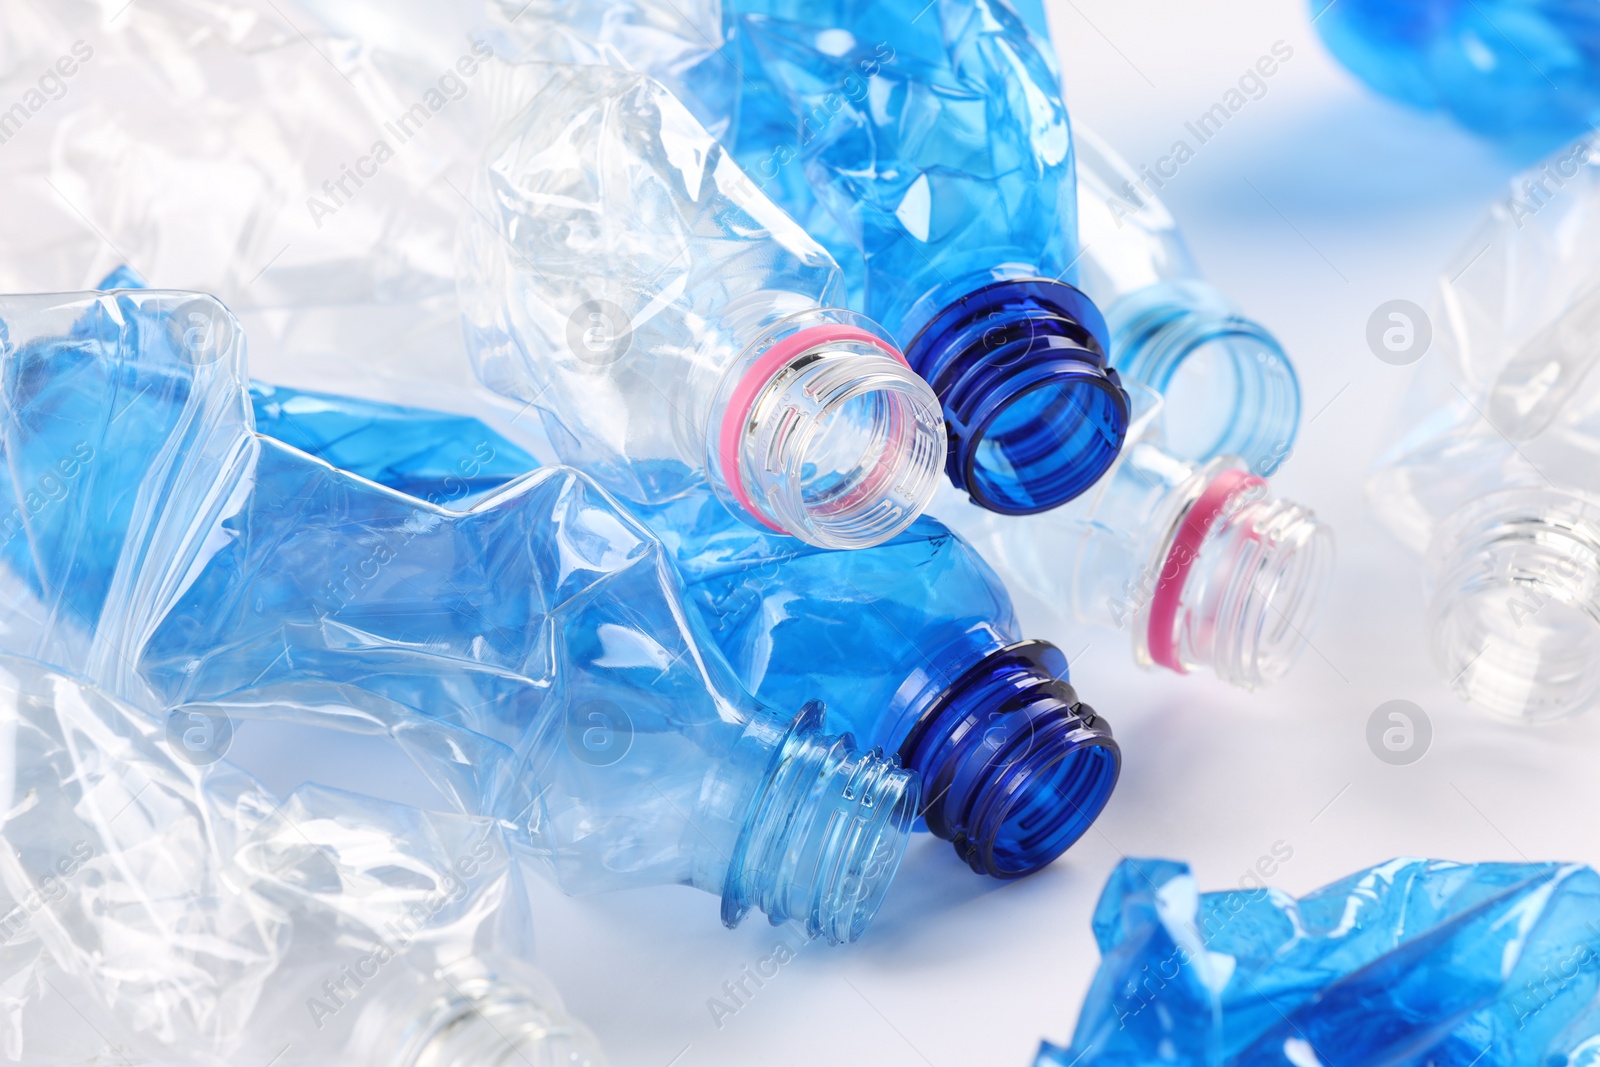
[939,384,1334,689]
[493,0,1130,514]
[1369,137,1600,722]
[457,61,946,550]
[229,377,1117,879]
[0,287,917,943]
[1309,0,1600,148]
[0,652,606,1067]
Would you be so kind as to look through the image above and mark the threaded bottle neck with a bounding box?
[397,969,607,1067]
[711,310,946,549]
[1106,280,1300,476]
[1427,488,1600,722]
[905,277,1129,514]
[1142,465,1334,688]
[722,703,917,944]
[898,641,1119,878]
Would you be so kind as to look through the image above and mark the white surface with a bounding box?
[517,3,1600,1066]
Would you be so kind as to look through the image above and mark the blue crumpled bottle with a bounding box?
[1036,856,1600,1067]
[720,0,1129,514]
[0,285,917,945]
[1309,0,1600,148]
[243,380,1121,880]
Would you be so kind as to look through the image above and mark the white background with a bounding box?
[517,2,1600,1065]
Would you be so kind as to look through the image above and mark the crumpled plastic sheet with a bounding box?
[1037,857,1600,1067]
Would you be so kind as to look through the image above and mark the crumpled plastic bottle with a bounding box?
[0,286,917,944]
[227,377,1118,880]
[0,653,606,1067]
[1001,6,1302,479]
[939,384,1333,689]
[485,0,1129,515]
[1369,136,1600,723]
[1035,856,1600,1067]
[456,61,947,549]
[1310,0,1600,148]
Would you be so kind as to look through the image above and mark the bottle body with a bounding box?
[1370,138,1600,721]
[0,288,916,941]
[458,62,946,548]
[940,385,1333,689]
[1311,0,1600,147]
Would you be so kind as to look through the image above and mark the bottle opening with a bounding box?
[1147,467,1334,688]
[717,323,945,549]
[723,703,917,943]
[1108,280,1300,476]
[900,641,1120,878]
[906,278,1130,515]
[1428,491,1600,723]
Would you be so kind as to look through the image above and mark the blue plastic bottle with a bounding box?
[722,0,1129,514]
[1310,0,1600,147]
[0,287,916,944]
[242,379,1120,879]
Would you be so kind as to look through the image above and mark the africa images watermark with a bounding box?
[0,40,95,147]
[1104,40,1295,224]
[305,38,494,229]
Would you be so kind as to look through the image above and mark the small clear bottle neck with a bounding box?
[1093,447,1333,688]
[710,703,917,944]
[389,964,607,1067]
[1105,279,1300,477]
[1426,488,1600,722]
[705,301,946,550]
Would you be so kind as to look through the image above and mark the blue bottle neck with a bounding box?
[905,277,1129,514]
[897,639,1119,877]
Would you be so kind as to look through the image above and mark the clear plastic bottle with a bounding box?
[226,378,1118,880]
[994,0,1302,477]
[0,286,916,942]
[0,653,606,1067]
[457,62,946,550]
[1310,0,1600,147]
[1370,136,1600,722]
[941,384,1334,689]
[1066,128,1301,477]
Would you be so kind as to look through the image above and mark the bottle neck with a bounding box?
[395,967,606,1067]
[1132,459,1334,688]
[1106,280,1300,477]
[708,307,946,549]
[897,640,1119,878]
[904,276,1129,514]
[715,703,917,944]
[1427,488,1600,722]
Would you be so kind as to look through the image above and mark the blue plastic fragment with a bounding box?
[1037,857,1600,1067]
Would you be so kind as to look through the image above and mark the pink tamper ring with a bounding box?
[1146,468,1267,673]
[716,324,909,533]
